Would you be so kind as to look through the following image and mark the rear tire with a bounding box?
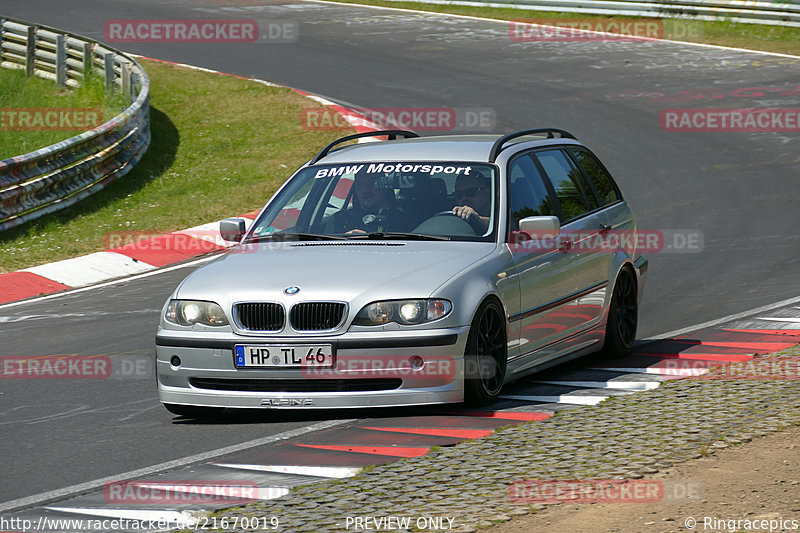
[601,267,638,358]
[464,299,508,405]
[163,403,225,419]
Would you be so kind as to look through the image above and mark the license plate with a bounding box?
[234,344,334,368]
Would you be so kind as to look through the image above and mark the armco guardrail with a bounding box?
[388,0,800,27]
[0,17,150,232]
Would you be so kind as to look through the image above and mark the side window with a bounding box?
[568,148,621,206]
[533,149,594,222]
[507,154,553,229]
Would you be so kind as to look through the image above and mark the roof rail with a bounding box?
[309,130,420,164]
[488,128,576,162]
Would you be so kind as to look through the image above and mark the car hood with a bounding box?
[175,240,497,305]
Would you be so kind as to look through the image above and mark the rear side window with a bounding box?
[568,148,621,206]
[507,154,553,228]
[532,149,594,222]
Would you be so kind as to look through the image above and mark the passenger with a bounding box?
[452,172,491,232]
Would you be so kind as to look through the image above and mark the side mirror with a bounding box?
[220,218,247,242]
[518,215,560,238]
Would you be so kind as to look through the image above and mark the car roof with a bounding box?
[316,134,583,164]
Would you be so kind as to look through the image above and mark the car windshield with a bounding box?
[249,161,498,241]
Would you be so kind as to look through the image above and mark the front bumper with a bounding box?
[156,327,469,409]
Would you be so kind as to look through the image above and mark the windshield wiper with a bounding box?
[244,233,347,243]
[345,232,451,241]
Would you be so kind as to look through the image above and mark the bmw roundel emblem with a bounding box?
[284,286,301,295]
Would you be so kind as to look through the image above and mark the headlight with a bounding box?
[165,300,229,326]
[353,299,452,326]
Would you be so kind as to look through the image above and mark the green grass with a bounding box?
[0,69,128,159]
[0,59,349,273]
[323,0,800,56]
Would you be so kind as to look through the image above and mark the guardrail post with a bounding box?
[104,52,115,93]
[25,26,35,77]
[55,34,66,87]
[121,61,131,104]
[82,42,92,80]
[131,69,140,96]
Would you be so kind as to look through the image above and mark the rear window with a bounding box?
[532,149,594,222]
[568,148,621,206]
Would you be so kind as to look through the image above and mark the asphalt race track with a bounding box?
[1,0,799,518]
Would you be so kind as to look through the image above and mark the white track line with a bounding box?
[592,363,710,377]
[500,393,612,406]
[214,464,361,479]
[309,0,800,59]
[0,419,354,514]
[533,379,661,391]
[106,482,290,501]
[646,294,800,340]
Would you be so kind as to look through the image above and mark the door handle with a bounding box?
[599,223,612,233]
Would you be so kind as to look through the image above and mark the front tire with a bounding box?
[601,267,638,358]
[464,299,508,405]
[163,403,225,419]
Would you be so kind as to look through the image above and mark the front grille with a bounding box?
[189,377,402,392]
[235,303,284,331]
[290,302,346,331]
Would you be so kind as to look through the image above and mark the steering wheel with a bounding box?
[438,209,488,234]
[412,210,477,236]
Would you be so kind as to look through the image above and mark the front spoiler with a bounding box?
[158,382,464,409]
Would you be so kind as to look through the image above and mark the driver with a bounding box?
[329,173,404,234]
[452,172,491,232]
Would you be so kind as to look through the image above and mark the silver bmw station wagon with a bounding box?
[156,129,647,417]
